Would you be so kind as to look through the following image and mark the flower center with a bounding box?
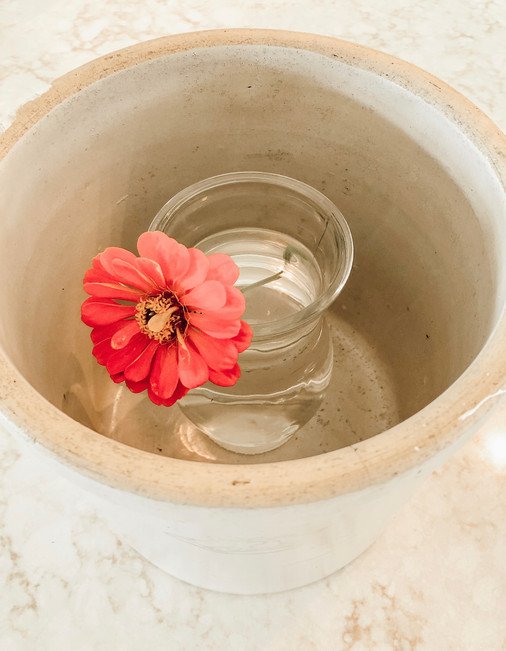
[135,291,187,344]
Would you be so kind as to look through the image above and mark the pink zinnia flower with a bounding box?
[81,231,252,406]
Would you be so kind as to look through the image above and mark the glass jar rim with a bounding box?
[149,171,354,340]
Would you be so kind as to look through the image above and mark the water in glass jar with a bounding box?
[197,227,322,321]
[178,227,332,454]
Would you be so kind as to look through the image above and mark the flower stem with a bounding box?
[240,270,283,294]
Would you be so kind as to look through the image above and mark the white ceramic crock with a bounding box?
[0,30,504,594]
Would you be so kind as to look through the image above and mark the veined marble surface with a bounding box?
[1,2,505,649]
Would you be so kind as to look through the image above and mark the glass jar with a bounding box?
[150,172,353,454]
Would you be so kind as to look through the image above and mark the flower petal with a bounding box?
[209,363,241,387]
[84,253,124,285]
[110,259,158,293]
[136,231,165,259]
[175,248,209,293]
[83,267,116,285]
[105,333,150,376]
[206,253,240,285]
[137,231,190,285]
[99,247,139,278]
[124,339,159,382]
[92,338,116,366]
[81,298,137,327]
[147,388,165,406]
[182,280,226,311]
[188,313,241,338]
[110,320,141,350]
[90,320,126,345]
[125,378,149,393]
[90,255,117,280]
[188,328,238,371]
[231,320,253,353]
[136,257,166,288]
[209,285,245,320]
[177,341,209,389]
[83,282,143,302]
[148,381,188,406]
[149,344,179,400]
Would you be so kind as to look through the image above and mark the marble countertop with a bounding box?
[1,1,505,649]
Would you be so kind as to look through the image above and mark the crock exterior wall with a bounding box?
[12,410,484,593]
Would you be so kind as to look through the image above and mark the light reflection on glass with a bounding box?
[177,418,220,461]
